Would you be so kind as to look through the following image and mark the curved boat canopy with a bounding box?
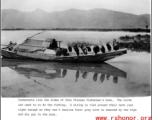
[16,38,59,52]
[22,38,56,47]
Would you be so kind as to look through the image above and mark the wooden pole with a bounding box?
[27,30,46,39]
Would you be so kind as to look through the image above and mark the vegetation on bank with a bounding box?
[118,34,150,53]
[51,28,150,32]
[1,28,150,32]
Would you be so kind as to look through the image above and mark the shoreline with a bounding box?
[1,28,150,33]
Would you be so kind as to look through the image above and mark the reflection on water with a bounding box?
[93,73,98,82]
[1,57,151,97]
[82,72,87,79]
[113,76,118,84]
[2,59,126,84]
[75,70,79,82]
[106,74,110,80]
[100,74,105,82]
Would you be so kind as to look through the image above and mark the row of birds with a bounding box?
[67,42,119,55]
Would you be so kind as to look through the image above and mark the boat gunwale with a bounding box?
[2,48,127,57]
[1,48,127,62]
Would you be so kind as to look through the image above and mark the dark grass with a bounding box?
[118,34,150,53]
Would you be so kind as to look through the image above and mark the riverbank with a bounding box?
[118,34,150,53]
[1,28,150,33]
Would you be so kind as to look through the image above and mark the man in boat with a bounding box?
[56,48,62,56]
[4,41,17,51]
[47,39,68,56]
[48,39,58,50]
[56,48,69,56]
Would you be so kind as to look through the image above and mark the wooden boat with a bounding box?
[1,32,127,63]
[2,59,127,81]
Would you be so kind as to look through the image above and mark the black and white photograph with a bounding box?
[1,0,151,98]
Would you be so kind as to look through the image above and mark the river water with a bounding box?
[1,30,151,97]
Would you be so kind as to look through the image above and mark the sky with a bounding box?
[1,0,151,15]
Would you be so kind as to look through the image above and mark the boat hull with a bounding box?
[1,49,127,63]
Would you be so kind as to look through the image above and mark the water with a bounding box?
[1,30,151,97]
